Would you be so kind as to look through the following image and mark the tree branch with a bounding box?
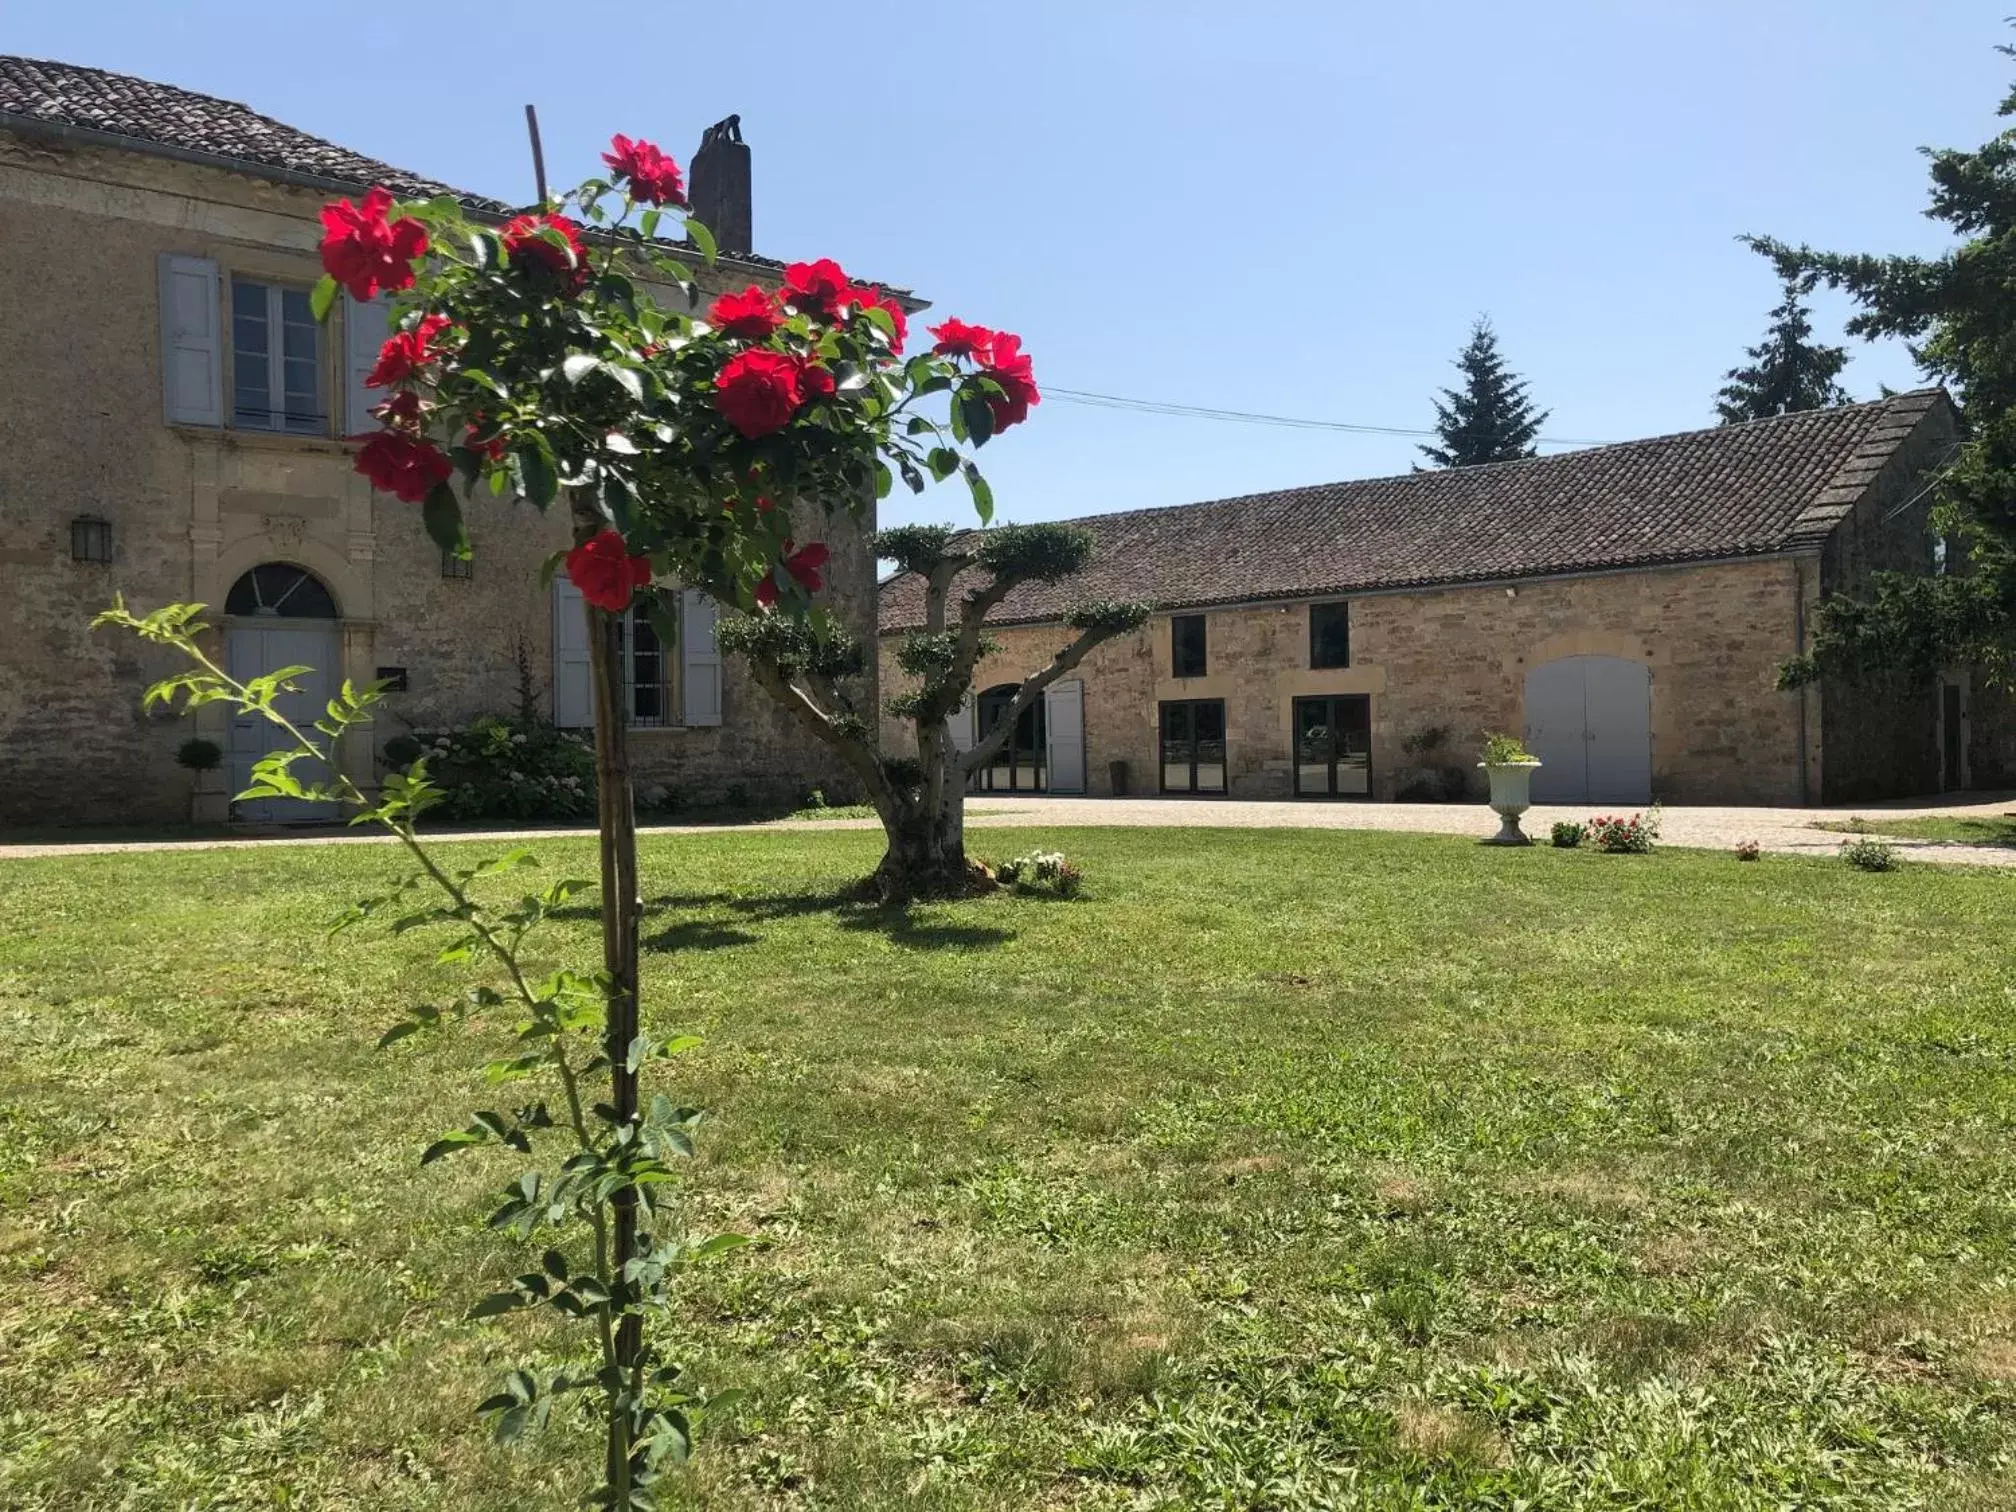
[958,619,1127,775]
[742,650,901,825]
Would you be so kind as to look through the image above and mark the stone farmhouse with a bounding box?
[0,57,883,826]
[880,390,1976,807]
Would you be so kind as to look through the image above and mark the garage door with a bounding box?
[1524,655,1651,805]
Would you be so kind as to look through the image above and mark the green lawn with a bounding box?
[4,828,2016,1509]
[1813,815,2016,848]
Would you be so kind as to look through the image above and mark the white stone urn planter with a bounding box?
[1478,760,1542,846]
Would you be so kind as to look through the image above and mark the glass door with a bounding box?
[1160,700,1228,794]
[1292,695,1371,797]
[973,684,1047,791]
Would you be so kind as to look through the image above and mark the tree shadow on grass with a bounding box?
[637,887,1014,954]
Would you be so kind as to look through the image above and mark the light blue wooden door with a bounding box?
[1583,656,1652,804]
[226,623,340,821]
[1524,656,1650,805]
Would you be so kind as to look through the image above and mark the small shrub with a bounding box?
[413,716,595,821]
[997,850,1082,897]
[637,783,682,815]
[382,733,426,767]
[1395,765,1471,802]
[1734,839,1761,862]
[1587,808,1660,854]
[175,736,222,772]
[1840,836,1899,872]
[803,787,828,810]
[1481,731,1536,765]
[1401,726,1451,757]
[1550,820,1585,849]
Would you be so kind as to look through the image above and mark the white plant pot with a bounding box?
[1479,760,1541,846]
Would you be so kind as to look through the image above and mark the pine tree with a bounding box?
[1764,28,2016,688]
[1418,318,1550,467]
[1715,270,1852,423]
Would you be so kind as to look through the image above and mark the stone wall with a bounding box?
[881,555,1821,806]
[0,130,871,825]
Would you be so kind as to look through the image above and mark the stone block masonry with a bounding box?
[882,557,1818,806]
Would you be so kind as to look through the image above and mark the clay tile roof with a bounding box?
[878,389,1953,631]
[0,55,502,208]
[0,56,905,292]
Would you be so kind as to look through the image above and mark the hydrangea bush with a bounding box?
[409,718,596,822]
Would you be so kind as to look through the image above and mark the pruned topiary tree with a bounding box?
[720,520,1149,899]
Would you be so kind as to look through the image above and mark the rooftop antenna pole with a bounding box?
[523,103,548,205]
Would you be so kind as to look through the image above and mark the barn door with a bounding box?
[1524,656,1650,805]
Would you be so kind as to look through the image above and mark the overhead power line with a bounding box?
[1045,386,1612,449]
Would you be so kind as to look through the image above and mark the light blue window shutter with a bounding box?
[552,578,595,729]
[158,253,222,425]
[680,590,722,726]
[344,294,390,437]
[1044,678,1087,793]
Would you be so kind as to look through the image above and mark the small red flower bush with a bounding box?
[1586,810,1661,854]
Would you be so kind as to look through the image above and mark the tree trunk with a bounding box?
[574,499,642,1494]
[872,738,976,901]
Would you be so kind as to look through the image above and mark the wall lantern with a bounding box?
[71,515,113,563]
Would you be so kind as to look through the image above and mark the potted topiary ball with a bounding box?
[177,735,226,824]
[1477,731,1542,846]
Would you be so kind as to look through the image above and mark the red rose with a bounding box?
[786,541,829,590]
[794,355,837,400]
[365,313,455,388]
[501,213,589,295]
[566,529,653,613]
[370,389,426,432]
[928,318,996,363]
[714,349,804,438]
[601,133,687,208]
[355,430,452,503]
[319,186,428,301]
[707,285,782,339]
[754,539,829,607]
[980,332,1040,431]
[780,258,851,320]
[464,417,506,462]
[841,285,908,354]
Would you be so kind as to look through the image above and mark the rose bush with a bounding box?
[109,130,1039,1510]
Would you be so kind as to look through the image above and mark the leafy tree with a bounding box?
[721,521,1149,900]
[98,132,1025,1508]
[1418,317,1550,467]
[1715,268,1852,423]
[1768,31,2016,687]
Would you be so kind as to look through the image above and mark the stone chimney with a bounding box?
[688,115,751,255]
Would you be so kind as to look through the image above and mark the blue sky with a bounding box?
[14,2,2012,530]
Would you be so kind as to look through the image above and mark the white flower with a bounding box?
[511,733,528,745]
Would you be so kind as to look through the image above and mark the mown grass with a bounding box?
[1813,814,2016,848]
[4,827,2016,1509]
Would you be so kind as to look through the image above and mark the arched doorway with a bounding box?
[223,564,342,822]
[1524,655,1651,805]
[972,683,1047,792]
